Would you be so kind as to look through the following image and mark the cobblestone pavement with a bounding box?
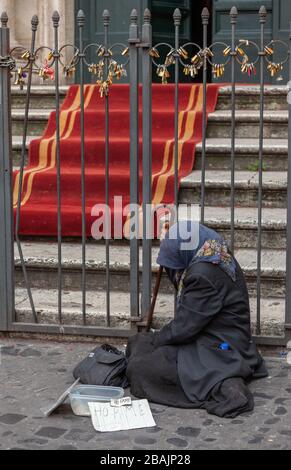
[0,337,291,450]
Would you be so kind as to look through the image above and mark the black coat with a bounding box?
[153,260,268,402]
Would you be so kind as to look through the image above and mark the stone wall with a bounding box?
[0,0,75,83]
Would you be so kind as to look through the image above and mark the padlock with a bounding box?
[264,45,274,56]
[190,65,198,78]
[122,47,129,56]
[236,46,245,57]
[64,65,75,79]
[97,46,106,57]
[21,50,30,60]
[223,46,231,57]
[149,47,160,58]
[178,47,188,60]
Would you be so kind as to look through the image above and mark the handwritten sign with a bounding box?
[89,399,156,433]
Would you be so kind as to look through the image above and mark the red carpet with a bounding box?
[13,84,220,237]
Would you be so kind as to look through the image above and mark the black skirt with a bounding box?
[126,333,255,418]
[126,333,203,409]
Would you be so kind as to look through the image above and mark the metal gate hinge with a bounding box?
[0,55,15,70]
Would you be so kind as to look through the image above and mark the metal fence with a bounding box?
[0,5,291,344]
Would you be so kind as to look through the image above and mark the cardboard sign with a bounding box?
[89,399,156,433]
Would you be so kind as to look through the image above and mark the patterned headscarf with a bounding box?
[157,221,237,290]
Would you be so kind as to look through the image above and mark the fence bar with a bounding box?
[0,12,14,330]
[141,9,152,319]
[173,9,181,210]
[9,322,136,338]
[77,10,87,325]
[200,7,209,224]
[15,15,38,323]
[285,21,291,338]
[129,9,140,319]
[103,10,111,327]
[230,7,237,254]
[52,11,62,325]
[256,6,267,336]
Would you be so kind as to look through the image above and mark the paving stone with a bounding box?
[167,438,189,448]
[151,408,166,415]
[64,428,95,442]
[18,438,49,446]
[105,433,130,442]
[265,418,281,425]
[202,419,214,426]
[19,348,42,358]
[1,347,20,356]
[146,427,162,434]
[275,407,287,416]
[176,427,201,438]
[35,427,67,440]
[258,428,271,434]
[0,414,27,425]
[134,437,157,446]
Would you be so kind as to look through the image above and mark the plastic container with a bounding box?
[69,385,124,417]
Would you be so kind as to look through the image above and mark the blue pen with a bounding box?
[219,343,230,351]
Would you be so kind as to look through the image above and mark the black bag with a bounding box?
[73,344,129,388]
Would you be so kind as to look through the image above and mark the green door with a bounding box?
[212,0,273,84]
[75,0,194,83]
[75,0,149,83]
[151,0,194,82]
[272,0,291,84]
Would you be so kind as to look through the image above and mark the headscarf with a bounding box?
[157,221,237,291]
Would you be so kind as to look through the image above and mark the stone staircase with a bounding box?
[12,85,288,338]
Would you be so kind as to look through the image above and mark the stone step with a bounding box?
[12,109,51,136]
[11,85,67,109]
[12,136,289,172]
[207,110,288,139]
[180,170,287,208]
[15,241,286,298]
[179,205,286,250]
[15,109,288,138]
[12,206,287,250]
[11,85,288,111]
[216,85,288,111]
[13,135,36,166]
[14,287,285,337]
[195,138,288,172]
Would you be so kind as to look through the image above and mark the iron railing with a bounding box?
[0,6,290,344]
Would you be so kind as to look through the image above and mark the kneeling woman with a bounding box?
[126,222,268,418]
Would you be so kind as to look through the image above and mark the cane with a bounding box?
[145,265,164,332]
[144,221,170,332]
